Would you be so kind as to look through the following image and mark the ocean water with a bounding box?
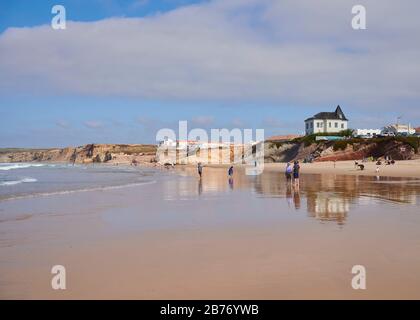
[0,162,157,201]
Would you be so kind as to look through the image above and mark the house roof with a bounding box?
[305,105,348,122]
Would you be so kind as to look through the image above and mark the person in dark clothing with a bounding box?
[293,161,300,187]
[228,166,234,177]
[197,163,203,178]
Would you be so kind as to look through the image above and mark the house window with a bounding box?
[335,122,338,128]
[317,123,320,128]
[310,123,313,128]
[306,123,309,130]
[341,123,344,129]
[329,122,331,128]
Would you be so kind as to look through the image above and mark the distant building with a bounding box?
[353,128,381,138]
[304,105,348,135]
[415,127,420,136]
[382,124,415,136]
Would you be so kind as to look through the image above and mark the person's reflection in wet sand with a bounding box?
[228,177,234,190]
[286,183,293,208]
[293,184,301,209]
[198,177,203,195]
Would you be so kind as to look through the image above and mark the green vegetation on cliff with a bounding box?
[331,136,419,153]
[294,130,354,147]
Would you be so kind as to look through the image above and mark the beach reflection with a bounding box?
[172,167,420,225]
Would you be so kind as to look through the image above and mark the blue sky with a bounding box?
[0,0,207,32]
[1,0,419,148]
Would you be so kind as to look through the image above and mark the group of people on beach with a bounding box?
[197,161,299,187]
[285,161,300,187]
[354,156,397,173]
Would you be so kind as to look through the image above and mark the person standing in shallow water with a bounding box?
[293,161,300,188]
[197,163,203,178]
[228,166,234,177]
[285,162,293,183]
[228,166,234,190]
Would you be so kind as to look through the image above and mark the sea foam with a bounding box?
[0,177,38,186]
[0,163,46,171]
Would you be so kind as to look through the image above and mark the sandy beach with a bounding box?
[263,159,420,178]
[1,163,420,299]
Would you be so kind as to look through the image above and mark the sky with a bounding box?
[1,0,419,148]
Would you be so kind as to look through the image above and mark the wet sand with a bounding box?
[1,166,420,299]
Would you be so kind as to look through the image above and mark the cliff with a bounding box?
[2,137,419,166]
[0,144,157,165]
[264,136,420,163]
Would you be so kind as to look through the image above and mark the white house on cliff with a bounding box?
[305,105,348,135]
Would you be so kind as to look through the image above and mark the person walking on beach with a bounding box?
[285,162,293,183]
[197,162,203,178]
[293,161,300,188]
[228,166,234,177]
[228,166,234,189]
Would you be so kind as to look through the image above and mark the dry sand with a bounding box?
[263,159,420,178]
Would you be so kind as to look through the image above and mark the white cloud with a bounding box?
[84,120,104,129]
[55,120,70,128]
[191,115,214,126]
[230,118,246,128]
[0,0,419,110]
[262,118,284,128]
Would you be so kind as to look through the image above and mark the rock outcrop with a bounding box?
[264,137,420,162]
[0,144,157,165]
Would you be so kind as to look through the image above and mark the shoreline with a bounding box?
[181,159,420,179]
[3,159,420,179]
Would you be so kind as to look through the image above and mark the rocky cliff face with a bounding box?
[264,142,316,163]
[315,139,418,162]
[2,139,418,165]
[264,138,420,162]
[0,144,157,165]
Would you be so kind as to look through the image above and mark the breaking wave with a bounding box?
[0,163,46,171]
[0,179,156,201]
[0,177,38,186]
